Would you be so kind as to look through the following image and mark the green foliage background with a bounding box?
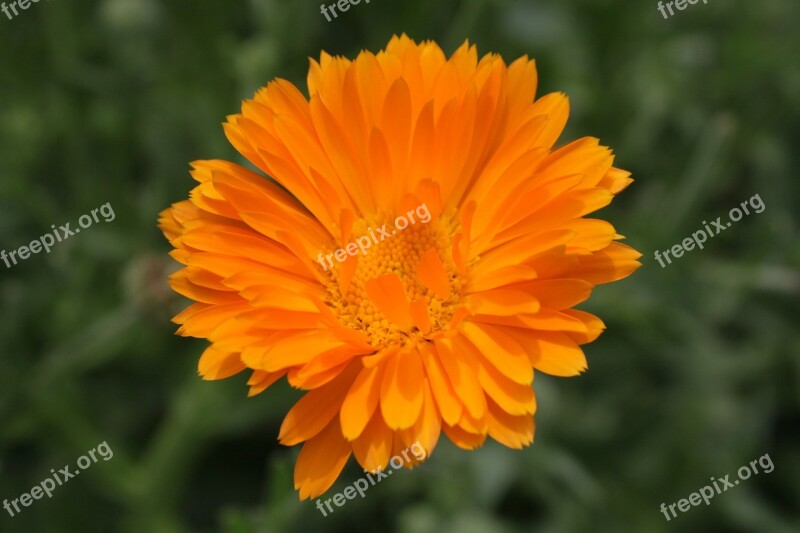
[0,0,798,531]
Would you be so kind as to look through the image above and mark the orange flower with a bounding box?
[159,34,641,499]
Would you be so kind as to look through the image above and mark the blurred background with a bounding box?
[0,0,798,531]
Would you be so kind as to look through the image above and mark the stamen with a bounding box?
[321,210,463,347]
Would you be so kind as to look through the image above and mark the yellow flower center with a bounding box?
[321,210,463,347]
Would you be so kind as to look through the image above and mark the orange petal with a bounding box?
[519,279,593,310]
[256,330,359,372]
[486,396,535,449]
[409,297,432,334]
[563,309,606,345]
[339,208,355,247]
[413,178,443,220]
[464,289,540,316]
[338,252,358,294]
[419,342,463,426]
[381,78,413,195]
[340,364,385,440]
[465,265,538,293]
[361,346,399,368]
[175,302,250,338]
[530,92,569,149]
[448,306,471,331]
[293,416,352,500]
[416,249,451,299]
[433,338,486,419]
[170,276,241,305]
[198,345,245,380]
[235,308,324,330]
[398,381,441,466]
[443,422,486,450]
[351,411,394,473]
[459,338,536,416]
[279,363,359,446]
[368,127,394,209]
[472,229,574,277]
[364,274,413,329]
[457,404,488,435]
[292,345,370,389]
[505,328,588,377]
[408,106,436,193]
[570,242,642,284]
[459,322,533,385]
[245,288,320,312]
[515,309,589,334]
[598,167,634,194]
[247,369,287,397]
[454,200,476,271]
[380,349,425,430]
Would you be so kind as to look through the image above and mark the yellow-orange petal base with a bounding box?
[159,34,641,499]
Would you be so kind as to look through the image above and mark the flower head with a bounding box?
[159,34,641,499]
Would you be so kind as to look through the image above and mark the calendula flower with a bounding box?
[159,34,641,499]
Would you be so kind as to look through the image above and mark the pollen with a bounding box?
[322,210,464,347]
